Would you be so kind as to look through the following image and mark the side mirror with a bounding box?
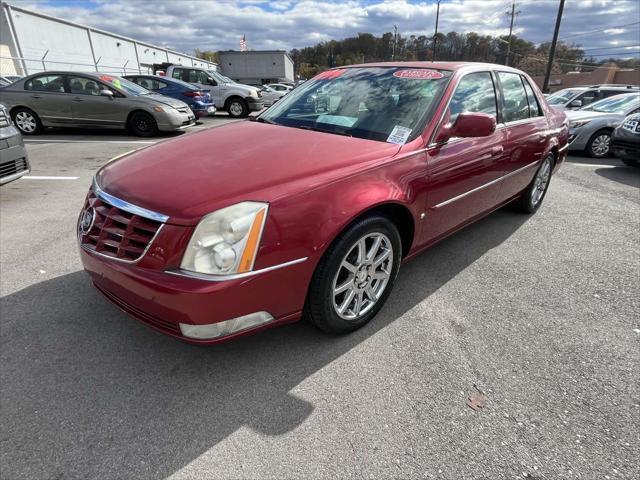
[100,89,114,98]
[570,99,582,108]
[435,112,496,143]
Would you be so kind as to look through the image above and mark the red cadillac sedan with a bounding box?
[78,62,568,344]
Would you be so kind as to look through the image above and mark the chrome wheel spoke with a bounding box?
[332,231,394,321]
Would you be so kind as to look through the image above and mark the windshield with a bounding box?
[98,75,150,96]
[259,67,451,143]
[547,89,581,105]
[582,94,640,113]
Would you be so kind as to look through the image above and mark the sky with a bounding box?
[20,0,640,58]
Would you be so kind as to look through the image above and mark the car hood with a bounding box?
[96,121,401,225]
[565,110,624,122]
[142,94,188,109]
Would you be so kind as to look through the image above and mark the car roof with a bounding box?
[337,61,525,73]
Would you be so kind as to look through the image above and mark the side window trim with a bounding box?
[521,75,543,118]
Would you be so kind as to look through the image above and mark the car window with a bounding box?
[582,93,640,114]
[522,77,543,117]
[448,72,497,122]
[547,88,581,105]
[24,75,65,93]
[497,71,530,122]
[172,69,183,80]
[575,90,601,107]
[261,67,451,144]
[131,77,167,90]
[67,75,106,96]
[96,75,149,96]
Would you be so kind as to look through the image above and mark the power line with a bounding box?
[559,21,640,40]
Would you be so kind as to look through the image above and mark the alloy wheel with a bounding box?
[229,102,243,116]
[15,111,36,133]
[531,156,552,207]
[332,233,393,321]
[591,134,611,157]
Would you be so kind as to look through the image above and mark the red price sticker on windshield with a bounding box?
[99,75,114,82]
[393,69,444,80]
[314,69,345,80]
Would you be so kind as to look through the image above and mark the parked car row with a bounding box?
[547,84,639,110]
[564,91,640,158]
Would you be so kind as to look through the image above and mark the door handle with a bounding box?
[72,97,83,102]
[30,94,41,99]
[491,146,504,156]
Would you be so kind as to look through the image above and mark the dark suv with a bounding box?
[611,113,640,167]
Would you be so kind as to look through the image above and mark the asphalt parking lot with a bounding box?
[1,117,639,480]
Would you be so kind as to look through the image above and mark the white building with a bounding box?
[218,50,294,85]
[0,2,217,76]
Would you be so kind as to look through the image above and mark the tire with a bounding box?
[305,215,402,334]
[226,98,249,118]
[512,153,554,214]
[128,111,159,137]
[11,107,43,135]
[586,129,612,158]
[621,158,640,168]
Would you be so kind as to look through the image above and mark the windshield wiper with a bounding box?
[254,117,279,125]
[291,125,352,137]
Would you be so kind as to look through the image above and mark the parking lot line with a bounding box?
[571,163,620,168]
[23,176,79,180]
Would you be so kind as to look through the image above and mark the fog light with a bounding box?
[179,312,274,339]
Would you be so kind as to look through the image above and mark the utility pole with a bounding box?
[543,0,566,93]
[432,0,441,61]
[505,1,521,66]
[392,25,398,61]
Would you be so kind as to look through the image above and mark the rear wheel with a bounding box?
[512,154,554,214]
[12,108,42,135]
[129,111,158,137]
[586,129,612,158]
[305,215,402,334]
[227,98,249,118]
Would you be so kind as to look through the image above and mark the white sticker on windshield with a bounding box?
[386,125,412,145]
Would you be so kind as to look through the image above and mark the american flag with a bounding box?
[240,35,247,52]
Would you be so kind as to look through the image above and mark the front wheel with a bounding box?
[227,98,249,118]
[129,111,159,137]
[586,129,612,158]
[512,154,554,214]
[305,215,402,334]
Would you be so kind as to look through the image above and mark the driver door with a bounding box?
[66,75,130,128]
[424,71,506,243]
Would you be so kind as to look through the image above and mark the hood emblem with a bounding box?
[80,207,96,235]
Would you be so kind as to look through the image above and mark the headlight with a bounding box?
[249,89,258,98]
[180,202,268,275]
[569,120,591,129]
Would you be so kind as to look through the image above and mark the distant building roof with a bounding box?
[219,50,293,63]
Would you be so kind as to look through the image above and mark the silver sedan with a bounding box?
[565,93,640,157]
[0,71,195,137]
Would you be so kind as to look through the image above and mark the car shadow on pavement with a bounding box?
[595,166,640,188]
[0,208,530,479]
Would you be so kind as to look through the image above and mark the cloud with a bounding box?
[25,0,640,58]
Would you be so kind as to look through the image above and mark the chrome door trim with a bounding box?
[93,178,170,223]
[433,160,540,209]
[166,257,309,282]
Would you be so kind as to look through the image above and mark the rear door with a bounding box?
[23,74,72,124]
[66,75,130,128]
[495,72,548,199]
[425,71,507,242]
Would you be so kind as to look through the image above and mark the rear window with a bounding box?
[24,75,64,93]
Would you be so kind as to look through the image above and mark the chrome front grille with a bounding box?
[0,157,28,178]
[79,190,162,262]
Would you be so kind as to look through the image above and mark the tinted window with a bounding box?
[522,77,543,117]
[449,72,497,122]
[131,77,168,90]
[172,69,184,81]
[25,75,64,93]
[497,72,529,122]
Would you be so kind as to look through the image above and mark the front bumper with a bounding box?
[156,109,196,131]
[80,247,309,344]
[246,97,265,111]
[0,126,30,185]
